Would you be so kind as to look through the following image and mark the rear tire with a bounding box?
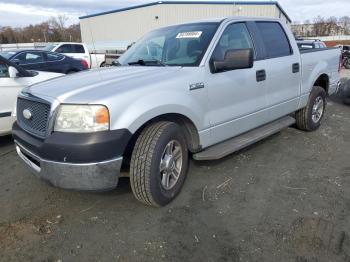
[130,122,188,207]
[295,86,327,131]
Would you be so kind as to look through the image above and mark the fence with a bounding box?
[0,43,48,51]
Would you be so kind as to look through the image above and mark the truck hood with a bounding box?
[26,66,182,103]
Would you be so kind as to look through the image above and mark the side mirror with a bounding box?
[212,48,254,73]
[12,59,20,65]
[8,66,19,78]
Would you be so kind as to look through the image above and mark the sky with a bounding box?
[1,0,350,27]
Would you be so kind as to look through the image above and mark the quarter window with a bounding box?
[256,22,292,59]
[211,23,254,62]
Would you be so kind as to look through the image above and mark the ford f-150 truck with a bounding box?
[13,17,341,207]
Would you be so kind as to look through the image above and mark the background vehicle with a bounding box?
[339,45,350,69]
[13,17,341,207]
[296,39,327,50]
[44,42,106,68]
[0,50,88,74]
[0,56,62,135]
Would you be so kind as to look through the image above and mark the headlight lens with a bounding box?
[54,105,109,133]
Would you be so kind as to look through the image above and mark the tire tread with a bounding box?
[130,122,172,206]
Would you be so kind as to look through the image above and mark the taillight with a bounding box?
[80,59,89,70]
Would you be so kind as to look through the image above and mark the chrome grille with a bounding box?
[17,97,51,138]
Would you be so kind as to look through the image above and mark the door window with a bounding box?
[56,44,74,53]
[73,45,85,53]
[255,22,292,59]
[211,23,254,62]
[56,44,85,53]
[14,52,44,64]
[46,52,64,61]
[0,61,9,77]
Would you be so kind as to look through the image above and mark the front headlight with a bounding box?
[54,105,109,133]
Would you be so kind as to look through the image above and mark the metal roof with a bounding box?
[79,1,292,23]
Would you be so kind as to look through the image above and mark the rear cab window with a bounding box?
[56,44,85,54]
[255,21,292,59]
[73,44,85,53]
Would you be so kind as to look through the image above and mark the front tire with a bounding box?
[295,86,327,131]
[130,122,188,207]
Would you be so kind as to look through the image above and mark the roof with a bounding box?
[79,1,292,23]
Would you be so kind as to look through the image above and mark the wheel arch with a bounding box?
[121,113,202,171]
[313,73,330,95]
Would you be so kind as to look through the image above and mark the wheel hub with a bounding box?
[159,140,183,190]
[312,96,324,123]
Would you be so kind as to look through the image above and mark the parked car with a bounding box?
[338,45,350,69]
[13,17,341,207]
[0,56,63,136]
[296,39,327,49]
[0,50,88,75]
[43,42,106,68]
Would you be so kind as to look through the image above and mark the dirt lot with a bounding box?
[1,71,350,262]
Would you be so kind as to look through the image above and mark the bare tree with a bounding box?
[339,16,350,35]
[0,17,80,43]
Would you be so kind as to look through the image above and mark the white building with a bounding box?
[80,1,291,51]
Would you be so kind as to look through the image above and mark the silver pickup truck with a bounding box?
[13,17,341,207]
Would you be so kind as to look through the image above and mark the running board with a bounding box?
[193,116,296,161]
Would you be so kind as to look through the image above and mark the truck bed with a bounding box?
[300,47,341,97]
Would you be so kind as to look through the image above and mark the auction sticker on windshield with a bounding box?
[176,31,203,39]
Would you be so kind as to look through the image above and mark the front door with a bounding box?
[14,51,45,71]
[206,22,268,146]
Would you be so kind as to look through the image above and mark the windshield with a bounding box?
[118,22,219,67]
[43,44,58,51]
[0,51,17,59]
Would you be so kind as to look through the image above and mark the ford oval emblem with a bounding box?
[23,109,32,120]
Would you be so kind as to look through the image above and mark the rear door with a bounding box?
[206,22,268,145]
[254,21,301,121]
[43,52,66,73]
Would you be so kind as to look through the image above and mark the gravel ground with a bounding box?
[0,71,350,262]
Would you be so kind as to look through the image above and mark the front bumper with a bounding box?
[12,122,132,191]
[15,141,123,191]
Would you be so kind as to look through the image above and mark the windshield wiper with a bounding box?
[128,59,167,67]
